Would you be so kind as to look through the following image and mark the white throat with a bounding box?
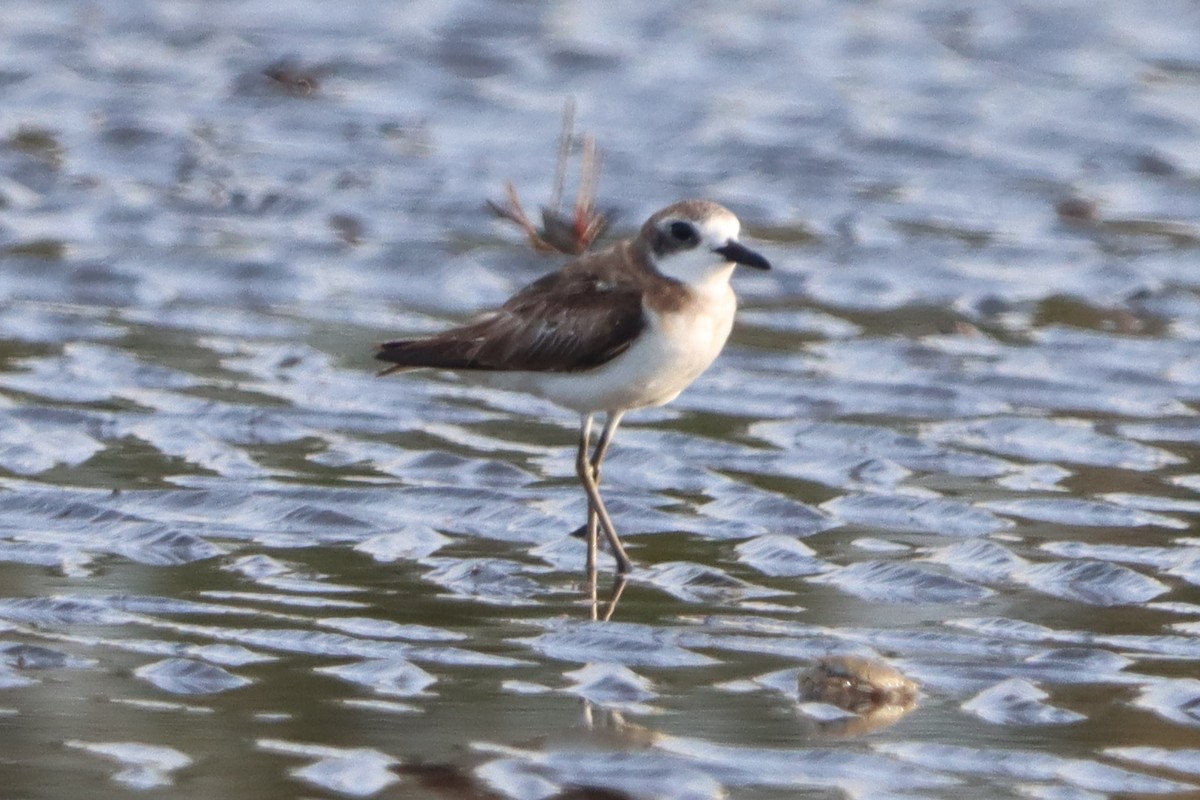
[652,249,736,292]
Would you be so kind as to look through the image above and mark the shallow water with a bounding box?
[1,1,1199,797]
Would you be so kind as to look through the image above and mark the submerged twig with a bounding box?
[549,97,576,214]
[486,100,614,255]
[485,182,555,252]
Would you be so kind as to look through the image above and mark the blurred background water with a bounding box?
[0,1,1199,797]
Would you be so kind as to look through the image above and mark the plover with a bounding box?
[377,199,770,574]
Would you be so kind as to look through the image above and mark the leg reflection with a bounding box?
[601,573,628,622]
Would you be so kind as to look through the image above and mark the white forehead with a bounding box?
[688,209,741,245]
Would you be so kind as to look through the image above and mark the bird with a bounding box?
[376,199,770,575]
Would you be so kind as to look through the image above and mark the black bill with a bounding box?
[714,240,771,270]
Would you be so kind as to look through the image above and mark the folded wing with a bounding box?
[376,270,646,374]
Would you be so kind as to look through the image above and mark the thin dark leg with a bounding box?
[575,413,632,573]
[590,411,624,482]
[578,414,598,587]
[593,410,630,572]
[584,410,624,570]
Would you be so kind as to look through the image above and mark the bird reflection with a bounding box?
[587,573,628,622]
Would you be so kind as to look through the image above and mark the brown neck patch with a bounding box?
[642,274,693,315]
[615,239,689,315]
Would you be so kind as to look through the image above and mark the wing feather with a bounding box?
[376,269,645,374]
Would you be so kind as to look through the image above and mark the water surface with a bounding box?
[1,2,1199,797]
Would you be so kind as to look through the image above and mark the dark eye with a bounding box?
[669,221,696,242]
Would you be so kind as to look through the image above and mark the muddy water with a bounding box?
[1,1,1199,798]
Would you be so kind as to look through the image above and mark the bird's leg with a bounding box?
[590,410,624,485]
[578,413,598,586]
[592,411,630,573]
[582,412,609,590]
[576,413,632,574]
[585,410,624,541]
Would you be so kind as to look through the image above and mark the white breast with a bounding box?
[474,284,738,414]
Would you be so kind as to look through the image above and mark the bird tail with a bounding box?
[374,337,484,375]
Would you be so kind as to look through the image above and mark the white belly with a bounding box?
[473,286,737,414]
